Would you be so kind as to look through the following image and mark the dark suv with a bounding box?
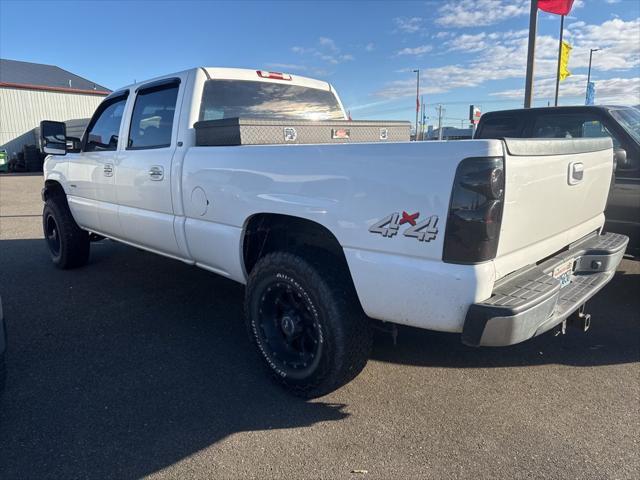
[475,105,640,254]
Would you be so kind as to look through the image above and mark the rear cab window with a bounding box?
[475,116,524,138]
[199,79,345,121]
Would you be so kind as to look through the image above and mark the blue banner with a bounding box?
[585,81,595,105]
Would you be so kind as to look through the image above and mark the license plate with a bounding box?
[552,259,574,289]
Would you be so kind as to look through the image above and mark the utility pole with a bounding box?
[436,105,444,141]
[524,0,538,108]
[554,14,565,107]
[413,69,420,140]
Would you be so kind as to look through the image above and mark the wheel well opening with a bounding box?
[242,214,347,276]
[43,180,65,201]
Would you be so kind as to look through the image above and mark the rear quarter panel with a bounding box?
[182,140,504,331]
[182,141,504,259]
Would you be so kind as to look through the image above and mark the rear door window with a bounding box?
[128,82,179,150]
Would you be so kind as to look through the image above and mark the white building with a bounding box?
[0,59,110,156]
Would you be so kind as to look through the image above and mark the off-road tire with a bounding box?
[245,251,372,398]
[42,196,90,269]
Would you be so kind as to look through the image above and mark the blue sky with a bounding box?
[1,0,638,128]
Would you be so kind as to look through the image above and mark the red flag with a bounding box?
[416,97,420,112]
[538,0,574,15]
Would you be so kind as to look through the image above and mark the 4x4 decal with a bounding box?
[369,211,439,242]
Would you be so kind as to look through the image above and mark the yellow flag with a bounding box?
[560,40,572,81]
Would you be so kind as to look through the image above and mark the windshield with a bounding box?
[199,79,345,122]
[609,107,640,144]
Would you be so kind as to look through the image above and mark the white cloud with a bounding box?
[490,75,640,104]
[373,78,449,98]
[319,37,338,52]
[349,98,400,112]
[291,37,355,65]
[446,33,488,53]
[566,18,640,72]
[266,63,307,71]
[605,0,621,4]
[375,17,640,101]
[436,0,529,28]
[396,45,433,56]
[434,31,451,39]
[365,42,375,52]
[394,17,423,33]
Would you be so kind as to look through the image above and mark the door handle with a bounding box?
[568,161,584,185]
[103,163,114,177]
[149,165,164,181]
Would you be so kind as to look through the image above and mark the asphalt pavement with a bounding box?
[0,174,638,479]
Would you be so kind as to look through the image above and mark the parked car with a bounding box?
[1,296,6,392]
[40,68,628,397]
[475,105,640,254]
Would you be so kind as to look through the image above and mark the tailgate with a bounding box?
[494,137,613,279]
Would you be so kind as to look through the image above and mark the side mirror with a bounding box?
[613,148,630,171]
[40,121,67,155]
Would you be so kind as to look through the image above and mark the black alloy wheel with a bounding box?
[256,279,323,379]
[44,213,61,257]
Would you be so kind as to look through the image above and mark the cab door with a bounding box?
[115,77,183,255]
[67,92,129,233]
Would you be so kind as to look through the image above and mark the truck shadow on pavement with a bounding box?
[0,239,347,479]
[0,239,638,479]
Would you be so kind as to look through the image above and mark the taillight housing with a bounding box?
[443,157,505,264]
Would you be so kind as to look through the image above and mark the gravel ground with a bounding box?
[0,174,638,479]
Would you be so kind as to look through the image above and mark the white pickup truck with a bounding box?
[41,67,628,397]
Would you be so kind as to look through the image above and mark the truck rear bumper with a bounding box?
[462,232,628,347]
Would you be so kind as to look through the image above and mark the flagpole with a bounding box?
[413,69,420,140]
[554,15,565,107]
[420,95,425,140]
[524,0,538,108]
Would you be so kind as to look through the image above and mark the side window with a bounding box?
[532,115,584,138]
[533,115,620,146]
[581,120,621,147]
[477,116,523,138]
[127,83,179,150]
[84,95,128,152]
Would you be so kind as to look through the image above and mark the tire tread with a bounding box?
[43,196,90,269]
[245,251,372,398]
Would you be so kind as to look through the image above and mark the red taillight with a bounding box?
[256,70,292,81]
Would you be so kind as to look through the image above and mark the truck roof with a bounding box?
[480,105,634,118]
[202,67,333,91]
[113,67,334,97]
